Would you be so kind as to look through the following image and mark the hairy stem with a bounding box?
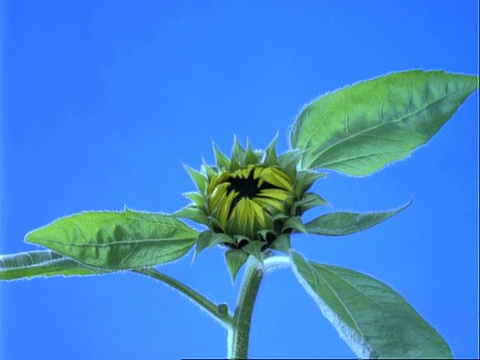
[228,258,264,359]
[132,268,233,329]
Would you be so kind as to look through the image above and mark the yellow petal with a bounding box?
[218,191,237,227]
[254,197,284,212]
[250,200,266,227]
[259,188,290,201]
[209,183,229,212]
[259,167,292,191]
[253,166,263,179]
[229,198,255,238]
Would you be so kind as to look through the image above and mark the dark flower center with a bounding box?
[227,171,259,198]
[225,169,276,215]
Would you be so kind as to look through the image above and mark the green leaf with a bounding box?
[225,249,249,282]
[305,201,411,236]
[0,250,108,280]
[290,70,479,176]
[290,251,452,359]
[25,208,198,270]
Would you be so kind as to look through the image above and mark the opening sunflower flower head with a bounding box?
[208,164,292,240]
[175,135,328,280]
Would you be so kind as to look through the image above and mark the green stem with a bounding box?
[132,268,233,329]
[228,258,264,359]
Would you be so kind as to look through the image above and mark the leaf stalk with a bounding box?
[132,268,233,329]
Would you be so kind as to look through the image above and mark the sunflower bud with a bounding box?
[208,164,292,239]
[174,136,328,280]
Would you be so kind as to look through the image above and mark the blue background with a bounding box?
[1,1,478,359]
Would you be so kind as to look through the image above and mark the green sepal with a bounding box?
[208,214,227,233]
[193,230,213,260]
[278,150,301,180]
[293,192,329,215]
[234,235,251,248]
[182,192,205,208]
[270,234,291,254]
[184,165,207,194]
[229,156,242,172]
[254,149,264,159]
[213,142,231,170]
[257,229,276,243]
[282,216,308,234]
[225,249,249,282]
[271,213,290,224]
[209,233,236,247]
[201,161,216,181]
[173,206,210,226]
[263,133,279,165]
[295,171,327,196]
[231,135,247,166]
[242,241,264,264]
[244,140,261,165]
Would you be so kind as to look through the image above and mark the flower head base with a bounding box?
[174,136,327,280]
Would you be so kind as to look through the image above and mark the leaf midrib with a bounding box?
[319,264,416,324]
[30,237,196,248]
[303,258,366,340]
[302,85,461,169]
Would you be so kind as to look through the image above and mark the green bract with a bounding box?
[175,136,327,280]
